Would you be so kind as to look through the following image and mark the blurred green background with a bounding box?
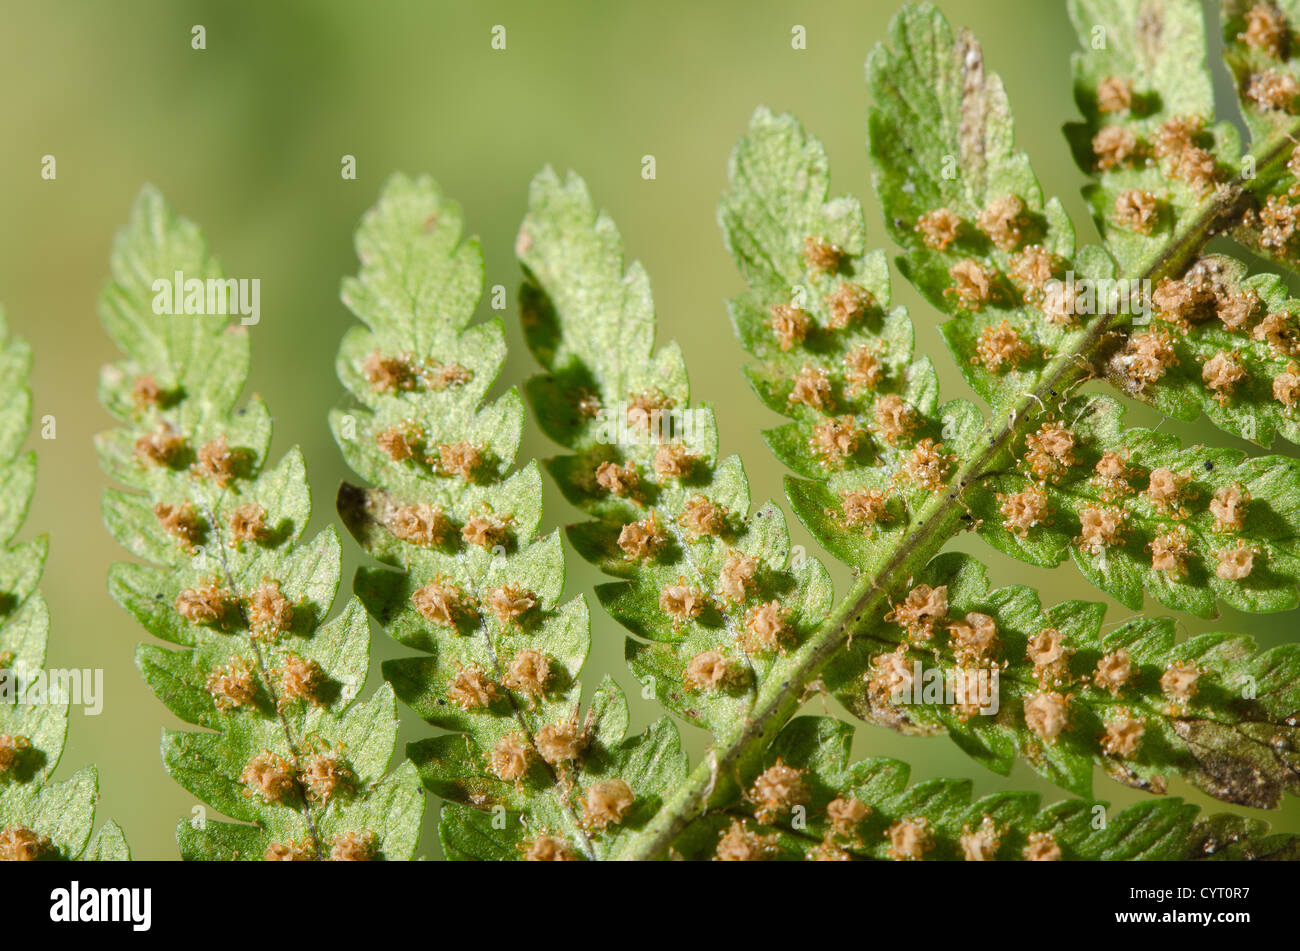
[2,0,1297,860]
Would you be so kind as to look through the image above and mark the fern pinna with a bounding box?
[96,188,422,861]
[0,313,126,862]
[509,1,1300,860]
[517,167,1297,860]
[332,175,685,860]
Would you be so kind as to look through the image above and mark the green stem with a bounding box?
[615,126,1298,861]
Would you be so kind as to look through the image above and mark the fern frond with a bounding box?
[96,187,421,861]
[821,550,1300,807]
[0,310,127,861]
[1065,0,1300,450]
[719,107,984,568]
[711,0,1300,822]
[676,716,1299,861]
[332,173,686,861]
[519,167,836,742]
[514,165,1298,859]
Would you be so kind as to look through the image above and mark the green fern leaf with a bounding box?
[519,167,837,744]
[0,310,127,861]
[332,173,685,861]
[676,716,1299,860]
[96,187,420,861]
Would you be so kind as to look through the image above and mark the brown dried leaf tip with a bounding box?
[1240,3,1289,58]
[742,600,791,654]
[411,575,469,627]
[749,760,809,824]
[135,422,186,467]
[825,281,873,329]
[714,820,777,861]
[176,580,232,626]
[916,208,961,251]
[975,194,1026,252]
[973,320,1032,373]
[447,663,500,710]
[885,583,948,644]
[246,579,295,641]
[153,500,204,551]
[802,235,842,274]
[886,817,933,861]
[618,512,666,561]
[206,656,256,711]
[241,750,297,803]
[384,502,449,547]
[192,435,237,487]
[660,578,706,629]
[0,733,31,774]
[582,778,635,830]
[0,826,50,861]
[997,484,1050,538]
[228,502,269,545]
[767,302,811,351]
[684,649,733,692]
[274,653,325,709]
